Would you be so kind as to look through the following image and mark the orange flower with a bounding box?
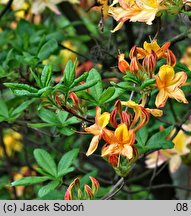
[155,65,188,108]
[118,53,130,73]
[85,107,110,156]
[102,123,135,160]
[136,40,170,59]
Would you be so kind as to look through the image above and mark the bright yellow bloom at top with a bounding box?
[155,65,188,108]
[85,107,110,156]
[0,130,23,157]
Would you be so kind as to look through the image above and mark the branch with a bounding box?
[101,177,124,200]
[0,0,13,19]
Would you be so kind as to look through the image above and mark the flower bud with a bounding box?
[166,49,176,66]
[118,54,130,73]
[130,57,140,73]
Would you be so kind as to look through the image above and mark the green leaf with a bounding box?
[141,79,155,89]
[174,61,191,77]
[103,88,125,103]
[28,123,56,128]
[30,68,41,87]
[11,90,39,97]
[11,176,50,186]
[57,110,69,125]
[58,167,75,177]
[57,149,79,177]
[11,100,34,117]
[86,69,103,102]
[40,64,52,87]
[4,83,38,93]
[58,127,74,136]
[64,116,81,125]
[146,126,174,151]
[136,127,149,146]
[63,60,76,87]
[38,180,60,198]
[38,39,58,61]
[39,108,59,124]
[0,99,9,118]
[34,149,57,177]
[99,87,115,104]
[72,79,100,92]
[111,82,140,92]
[69,72,89,88]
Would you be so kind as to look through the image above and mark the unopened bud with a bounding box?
[118,54,130,73]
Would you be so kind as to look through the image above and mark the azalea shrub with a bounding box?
[0,0,191,200]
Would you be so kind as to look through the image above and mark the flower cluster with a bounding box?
[85,100,162,176]
[118,40,188,108]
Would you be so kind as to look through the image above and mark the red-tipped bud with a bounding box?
[121,111,131,127]
[55,94,62,105]
[118,54,130,74]
[84,185,94,199]
[110,108,118,128]
[130,57,140,73]
[69,92,80,109]
[142,51,157,76]
[129,45,137,59]
[64,188,72,200]
[89,176,100,194]
[166,49,176,67]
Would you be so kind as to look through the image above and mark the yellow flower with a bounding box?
[0,130,23,157]
[85,107,110,156]
[102,123,135,160]
[146,129,190,173]
[155,65,188,108]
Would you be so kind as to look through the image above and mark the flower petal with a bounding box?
[169,155,182,173]
[98,112,110,128]
[86,135,100,156]
[168,88,188,104]
[155,88,168,108]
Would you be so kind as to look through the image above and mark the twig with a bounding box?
[58,43,90,60]
[61,104,94,124]
[124,184,191,194]
[101,177,124,200]
[0,0,13,19]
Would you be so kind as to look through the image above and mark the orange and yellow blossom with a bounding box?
[155,65,188,108]
[146,129,190,173]
[102,123,136,160]
[136,40,170,59]
[85,107,110,156]
[109,0,165,32]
